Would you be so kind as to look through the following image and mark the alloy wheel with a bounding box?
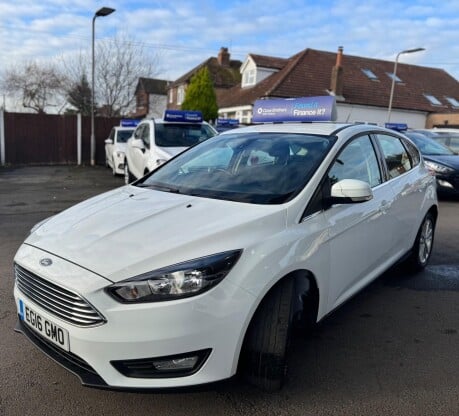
[418,217,433,265]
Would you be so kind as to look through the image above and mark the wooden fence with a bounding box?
[0,111,121,165]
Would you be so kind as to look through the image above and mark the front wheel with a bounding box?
[240,278,294,391]
[124,161,135,185]
[407,212,435,271]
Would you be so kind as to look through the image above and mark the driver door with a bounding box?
[105,128,115,167]
[324,134,396,310]
[129,124,147,179]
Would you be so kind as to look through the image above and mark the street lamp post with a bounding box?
[91,7,115,166]
[387,47,425,123]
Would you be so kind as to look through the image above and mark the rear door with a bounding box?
[374,133,425,256]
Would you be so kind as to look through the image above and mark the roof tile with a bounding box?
[219,48,459,113]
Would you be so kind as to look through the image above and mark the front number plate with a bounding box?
[18,299,70,351]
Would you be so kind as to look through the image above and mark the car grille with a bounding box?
[15,264,105,327]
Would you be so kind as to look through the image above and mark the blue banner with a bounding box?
[120,119,140,127]
[164,110,203,123]
[217,118,239,126]
[385,123,408,131]
[252,96,337,123]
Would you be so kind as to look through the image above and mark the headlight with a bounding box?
[116,151,125,158]
[107,250,242,303]
[424,160,454,174]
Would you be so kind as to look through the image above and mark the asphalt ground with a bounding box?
[0,166,458,416]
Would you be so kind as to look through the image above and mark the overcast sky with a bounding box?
[1,0,459,83]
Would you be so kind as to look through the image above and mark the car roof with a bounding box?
[218,122,393,137]
[139,118,209,126]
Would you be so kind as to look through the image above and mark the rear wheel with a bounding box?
[407,212,435,271]
[240,278,294,392]
[124,161,135,185]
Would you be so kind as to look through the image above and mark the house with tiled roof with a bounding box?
[132,77,170,118]
[167,47,242,110]
[218,47,459,127]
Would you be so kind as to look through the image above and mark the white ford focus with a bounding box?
[13,98,437,391]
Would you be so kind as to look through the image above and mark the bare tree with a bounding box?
[1,61,66,113]
[60,34,161,117]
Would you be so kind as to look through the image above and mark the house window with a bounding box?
[445,97,459,107]
[242,69,256,87]
[177,86,185,105]
[386,72,402,83]
[169,90,173,104]
[362,68,378,80]
[242,110,252,124]
[424,94,442,106]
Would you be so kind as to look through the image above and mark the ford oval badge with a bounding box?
[39,258,53,267]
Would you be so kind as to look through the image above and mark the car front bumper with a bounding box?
[113,154,125,175]
[436,173,459,195]
[13,245,255,389]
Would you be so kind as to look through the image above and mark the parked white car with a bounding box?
[124,110,217,184]
[13,98,437,392]
[104,122,137,175]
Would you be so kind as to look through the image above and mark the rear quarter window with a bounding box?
[402,138,421,167]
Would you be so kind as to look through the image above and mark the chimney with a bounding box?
[218,47,230,67]
[330,46,344,98]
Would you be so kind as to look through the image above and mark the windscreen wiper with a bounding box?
[136,183,181,193]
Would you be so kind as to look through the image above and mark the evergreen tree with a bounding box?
[67,73,92,116]
[181,67,218,122]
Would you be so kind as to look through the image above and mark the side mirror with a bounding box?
[105,139,113,145]
[330,179,373,203]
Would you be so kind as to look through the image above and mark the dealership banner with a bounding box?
[252,96,337,123]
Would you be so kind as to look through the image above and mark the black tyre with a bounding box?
[124,161,135,185]
[407,212,435,271]
[241,278,294,392]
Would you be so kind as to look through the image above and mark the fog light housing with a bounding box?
[111,349,211,378]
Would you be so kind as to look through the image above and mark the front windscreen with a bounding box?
[154,123,216,147]
[117,129,134,143]
[137,132,335,204]
[407,133,454,156]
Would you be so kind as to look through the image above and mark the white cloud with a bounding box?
[2,0,459,91]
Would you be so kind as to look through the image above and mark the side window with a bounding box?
[141,124,150,148]
[328,135,382,188]
[245,150,275,166]
[377,134,412,179]
[109,129,115,142]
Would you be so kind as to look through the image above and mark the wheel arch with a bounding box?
[235,269,320,372]
[428,204,438,224]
